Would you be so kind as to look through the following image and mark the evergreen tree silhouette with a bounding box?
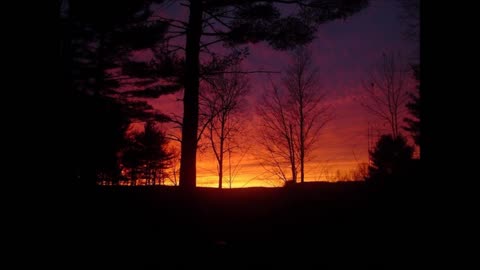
[368,134,414,183]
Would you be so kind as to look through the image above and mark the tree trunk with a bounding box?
[218,116,225,189]
[228,147,232,189]
[300,99,305,184]
[179,1,203,189]
[218,151,223,188]
[289,124,296,183]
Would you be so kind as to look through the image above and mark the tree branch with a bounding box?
[200,38,227,49]
[203,10,233,30]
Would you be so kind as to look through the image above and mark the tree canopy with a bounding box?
[153,0,370,188]
[368,134,414,182]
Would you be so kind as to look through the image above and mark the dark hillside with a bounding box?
[61,182,419,269]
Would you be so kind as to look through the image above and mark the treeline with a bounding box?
[65,0,420,187]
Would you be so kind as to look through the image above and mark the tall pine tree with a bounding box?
[153,0,370,188]
[63,0,179,184]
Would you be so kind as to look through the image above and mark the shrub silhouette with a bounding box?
[367,134,414,183]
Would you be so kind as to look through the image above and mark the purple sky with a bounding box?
[148,0,418,186]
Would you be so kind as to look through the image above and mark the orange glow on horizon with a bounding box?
[136,80,418,188]
[195,154,368,188]
[133,1,417,188]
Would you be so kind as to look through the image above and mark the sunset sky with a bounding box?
[146,0,419,187]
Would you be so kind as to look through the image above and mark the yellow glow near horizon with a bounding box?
[195,152,367,188]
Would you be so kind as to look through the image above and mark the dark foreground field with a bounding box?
[61,182,422,269]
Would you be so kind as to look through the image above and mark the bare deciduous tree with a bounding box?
[150,0,369,188]
[351,162,369,181]
[258,47,331,184]
[361,52,410,139]
[225,137,252,188]
[201,66,250,188]
[258,85,298,183]
[166,146,180,186]
[285,48,331,183]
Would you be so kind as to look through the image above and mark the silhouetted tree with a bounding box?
[361,52,410,139]
[351,162,369,181]
[325,162,368,181]
[403,64,420,147]
[66,0,177,119]
[258,47,331,184]
[259,86,297,183]
[119,44,184,106]
[166,147,181,186]
[285,47,331,183]
[122,131,144,186]
[397,0,420,156]
[65,0,161,94]
[64,0,179,184]
[142,121,173,185]
[367,134,413,182]
[122,121,173,185]
[152,0,369,188]
[74,93,130,185]
[201,66,250,188]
